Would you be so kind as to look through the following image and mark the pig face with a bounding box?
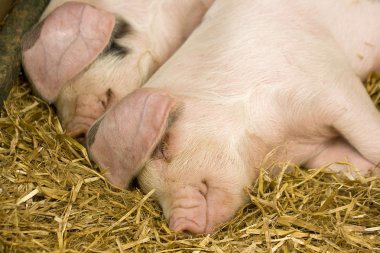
[138,102,258,234]
[54,19,158,137]
[87,88,260,233]
[22,2,164,138]
[139,138,252,234]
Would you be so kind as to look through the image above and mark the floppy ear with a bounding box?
[21,2,115,103]
[86,88,177,188]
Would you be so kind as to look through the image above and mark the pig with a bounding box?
[87,0,380,234]
[21,0,213,138]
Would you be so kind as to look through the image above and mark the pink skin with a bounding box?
[146,138,255,234]
[88,0,380,234]
[87,88,177,188]
[65,94,107,137]
[22,2,115,102]
[22,0,214,138]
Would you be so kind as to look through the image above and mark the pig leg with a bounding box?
[305,138,380,179]
[329,76,380,169]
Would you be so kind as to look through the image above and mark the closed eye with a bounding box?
[106,41,130,58]
[102,17,132,58]
[100,88,114,109]
[152,134,169,161]
[151,107,182,161]
[152,138,168,160]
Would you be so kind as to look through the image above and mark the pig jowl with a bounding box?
[87,0,380,234]
[22,0,214,139]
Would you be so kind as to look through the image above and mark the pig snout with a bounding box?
[64,93,108,138]
[86,87,252,233]
[168,184,208,234]
[140,144,252,235]
[165,181,245,234]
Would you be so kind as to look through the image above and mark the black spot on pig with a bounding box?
[107,42,129,57]
[103,17,132,58]
[86,117,103,148]
[167,106,183,128]
[113,17,132,39]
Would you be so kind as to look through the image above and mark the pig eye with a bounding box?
[100,89,114,109]
[152,140,168,160]
[106,88,113,102]
[152,134,170,161]
[102,17,132,58]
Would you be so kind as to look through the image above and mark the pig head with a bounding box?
[87,0,380,234]
[87,87,257,233]
[22,0,213,138]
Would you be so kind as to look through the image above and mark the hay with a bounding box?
[1,74,380,252]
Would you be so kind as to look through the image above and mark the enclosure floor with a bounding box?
[1,75,380,252]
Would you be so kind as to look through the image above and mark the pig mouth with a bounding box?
[65,116,96,139]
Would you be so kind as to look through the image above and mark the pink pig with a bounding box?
[22,0,213,138]
[88,0,380,234]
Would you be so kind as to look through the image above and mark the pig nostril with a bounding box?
[181,229,194,235]
[170,217,205,234]
[199,179,208,196]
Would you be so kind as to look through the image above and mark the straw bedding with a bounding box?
[1,73,380,252]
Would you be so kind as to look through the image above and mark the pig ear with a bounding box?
[86,88,177,188]
[21,2,115,103]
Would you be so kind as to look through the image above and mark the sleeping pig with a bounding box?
[87,0,380,234]
[21,0,213,137]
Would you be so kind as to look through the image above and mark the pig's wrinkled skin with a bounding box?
[88,0,380,234]
[22,0,213,137]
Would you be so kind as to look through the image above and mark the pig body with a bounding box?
[88,0,380,234]
[22,0,213,137]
